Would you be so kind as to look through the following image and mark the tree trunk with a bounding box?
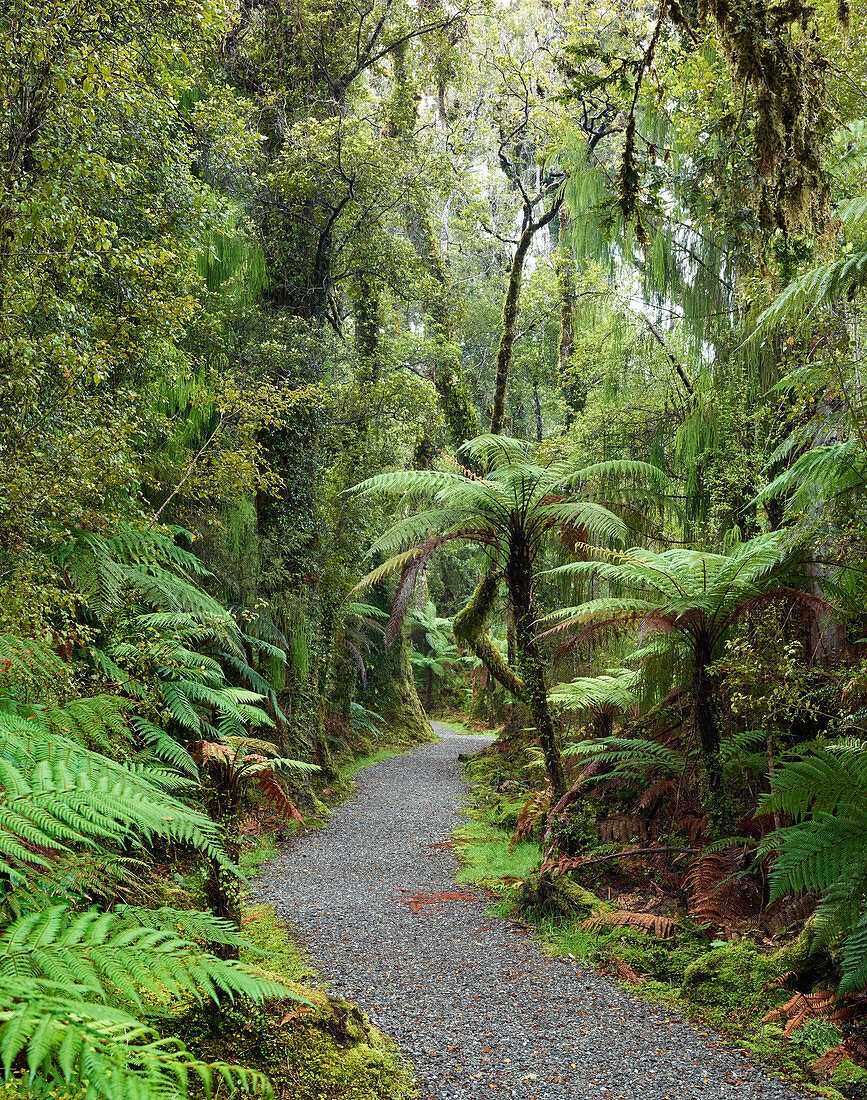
[490,225,534,437]
[389,42,479,449]
[509,534,566,797]
[532,378,543,442]
[490,197,563,437]
[692,646,731,838]
[366,589,432,743]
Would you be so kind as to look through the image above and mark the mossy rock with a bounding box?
[681,939,788,1025]
[176,906,415,1100]
[179,990,415,1100]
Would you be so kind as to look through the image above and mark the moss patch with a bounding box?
[173,904,417,1100]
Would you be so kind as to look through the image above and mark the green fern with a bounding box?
[0,904,292,1010]
[0,636,70,700]
[563,735,682,778]
[0,707,228,878]
[762,744,867,992]
[0,976,273,1100]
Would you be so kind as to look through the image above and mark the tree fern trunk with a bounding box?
[692,644,732,838]
[508,535,566,797]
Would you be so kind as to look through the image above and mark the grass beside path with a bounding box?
[429,714,497,737]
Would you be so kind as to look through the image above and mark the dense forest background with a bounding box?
[3,0,867,1094]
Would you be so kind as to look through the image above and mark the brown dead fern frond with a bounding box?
[673,804,708,843]
[255,771,304,823]
[582,910,676,939]
[808,1045,849,1077]
[633,778,679,813]
[683,849,751,929]
[758,894,817,937]
[510,787,551,852]
[763,990,852,1037]
[612,958,648,985]
[539,855,586,876]
[596,813,650,845]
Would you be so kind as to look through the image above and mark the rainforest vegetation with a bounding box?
[2,0,867,1094]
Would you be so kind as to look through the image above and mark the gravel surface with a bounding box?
[257,725,805,1100]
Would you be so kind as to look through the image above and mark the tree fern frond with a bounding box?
[130,719,198,777]
[0,905,294,1011]
[753,440,867,511]
[0,636,67,694]
[749,248,867,338]
[0,976,274,1100]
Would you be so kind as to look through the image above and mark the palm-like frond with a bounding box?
[754,439,867,512]
[550,668,640,714]
[562,736,683,778]
[750,250,867,335]
[749,122,867,340]
[547,531,799,648]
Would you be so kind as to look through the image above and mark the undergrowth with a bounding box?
[453,821,543,896]
[454,741,855,1100]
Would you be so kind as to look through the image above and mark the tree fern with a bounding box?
[547,530,815,836]
[563,735,682,779]
[549,668,640,716]
[131,718,198,776]
[0,635,69,698]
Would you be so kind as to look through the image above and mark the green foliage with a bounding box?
[762,743,867,993]
[0,704,227,880]
[0,983,273,1100]
[548,530,802,649]
[750,121,867,337]
[550,668,640,717]
[680,940,790,1028]
[563,736,683,779]
[0,662,302,1097]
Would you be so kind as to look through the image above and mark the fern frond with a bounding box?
[0,975,274,1100]
[131,719,198,777]
[749,248,867,336]
[582,909,675,938]
[0,905,294,1011]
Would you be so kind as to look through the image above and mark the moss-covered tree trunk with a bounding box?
[508,533,566,797]
[490,197,563,436]
[367,623,432,743]
[692,633,732,838]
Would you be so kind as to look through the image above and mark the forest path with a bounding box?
[257,725,802,1100]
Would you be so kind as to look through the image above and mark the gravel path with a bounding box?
[257,725,804,1100]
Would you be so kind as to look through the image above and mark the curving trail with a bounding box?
[257,725,804,1100]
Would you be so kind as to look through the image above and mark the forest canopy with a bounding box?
[2,0,867,1092]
